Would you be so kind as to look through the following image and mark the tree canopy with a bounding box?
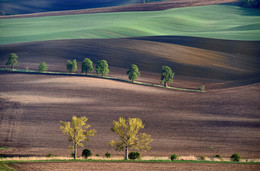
[110,117,152,160]
[160,66,174,87]
[38,62,48,72]
[66,59,77,73]
[240,0,260,8]
[60,116,96,159]
[81,58,94,75]
[127,64,140,83]
[6,53,18,70]
[96,60,109,76]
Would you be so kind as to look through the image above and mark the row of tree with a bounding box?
[5,53,175,87]
[60,116,152,160]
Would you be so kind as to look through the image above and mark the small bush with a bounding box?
[199,85,205,92]
[231,153,241,161]
[128,151,141,160]
[46,153,53,157]
[95,154,100,157]
[82,149,92,159]
[200,156,206,160]
[215,154,222,159]
[105,152,111,158]
[170,154,178,161]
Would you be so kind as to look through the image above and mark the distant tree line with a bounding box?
[5,53,175,88]
[240,0,260,8]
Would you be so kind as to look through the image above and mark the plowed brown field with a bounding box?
[8,161,260,171]
[0,73,259,159]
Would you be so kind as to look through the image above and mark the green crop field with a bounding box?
[0,4,260,45]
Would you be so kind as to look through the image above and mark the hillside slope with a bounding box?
[0,0,165,15]
[0,4,259,46]
[0,0,238,18]
[0,37,259,81]
[0,73,259,158]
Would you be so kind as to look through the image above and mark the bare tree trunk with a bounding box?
[74,143,77,159]
[164,82,167,87]
[124,145,128,160]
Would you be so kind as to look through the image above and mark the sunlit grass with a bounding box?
[0,4,260,45]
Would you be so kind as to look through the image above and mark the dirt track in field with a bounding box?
[8,162,260,171]
[0,73,259,159]
[0,0,238,19]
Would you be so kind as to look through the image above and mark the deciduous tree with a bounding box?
[60,116,96,159]
[6,53,18,70]
[160,66,174,87]
[38,62,48,72]
[66,59,77,73]
[110,117,152,160]
[81,58,94,75]
[96,60,109,76]
[127,64,140,83]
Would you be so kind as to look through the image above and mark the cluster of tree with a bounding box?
[60,116,152,160]
[240,0,260,8]
[5,53,175,87]
[66,58,110,76]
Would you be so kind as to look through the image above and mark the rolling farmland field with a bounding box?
[0,0,260,170]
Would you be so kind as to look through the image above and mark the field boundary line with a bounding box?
[0,68,204,93]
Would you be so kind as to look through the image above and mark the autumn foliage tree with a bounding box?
[81,58,94,75]
[60,116,96,159]
[127,64,140,83]
[110,117,152,160]
[160,66,174,87]
[6,53,18,70]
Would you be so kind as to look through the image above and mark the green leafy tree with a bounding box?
[60,116,96,159]
[38,62,48,72]
[110,117,152,160]
[160,66,174,87]
[6,53,18,70]
[66,59,77,73]
[81,58,94,75]
[96,60,109,76]
[127,64,140,83]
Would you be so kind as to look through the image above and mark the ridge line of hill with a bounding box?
[0,0,238,19]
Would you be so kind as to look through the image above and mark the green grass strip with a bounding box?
[0,163,15,171]
[0,68,203,93]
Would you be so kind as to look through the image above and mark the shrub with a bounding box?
[199,85,205,92]
[105,152,111,158]
[128,151,141,160]
[200,156,206,160]
[215,154,222,159]
[95,154,100,157]
[46,153,53,157]
[231,153,241,161]
[82,149,92,159]
[170,154,178,161]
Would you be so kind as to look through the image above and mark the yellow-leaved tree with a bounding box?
[110,117,153,160]
[60,116,96,159]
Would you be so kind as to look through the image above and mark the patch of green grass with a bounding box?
[0,4,260,45]
[0,163,15,171]
[0,147,10,150]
